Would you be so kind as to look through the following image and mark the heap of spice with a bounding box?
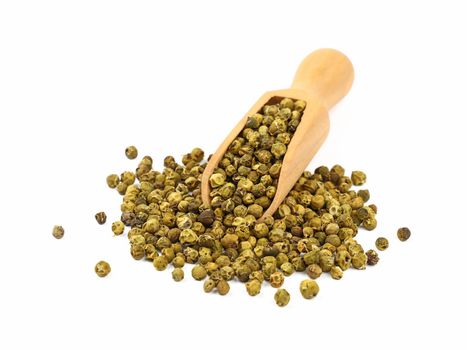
[96,97,409,306]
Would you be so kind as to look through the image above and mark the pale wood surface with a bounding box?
[201,49,354,220]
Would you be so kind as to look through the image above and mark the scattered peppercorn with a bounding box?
[397,227,411,242]
[172,268,184,282]
[106,174,119,189]
[274,288,290,307]
[125,146,138,160]
[375,237,389,251]
[299,279,319,299]
[52,225,64,239]
[366,249,379,266]
[95,261,111,277]
[95,212,107,225]
[111,221,125,235]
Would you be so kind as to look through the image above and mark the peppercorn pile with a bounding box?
[54,97,411,306]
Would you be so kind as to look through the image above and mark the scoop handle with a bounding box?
[291,48,354,110]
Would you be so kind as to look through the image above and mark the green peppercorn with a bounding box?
[131,244,145,260]
[190,147,204,163]
[366,249,379,265]
[299,279,319,299]
[191,265,207,281]
[95,261,111,277]
[330,266,344,280]
[306,264,322,279]
[172,268,184,282]
[125,146,138,160]
[111,221,125,236]
[153,256,168,271]
[95,212,107,225]
[274,288,290,307]
[172,255,185,268]
[280,262,294,276]
[106,174,120,188]
[209,173,226,188]
[351,171,366,186]
[52,225,64,239]
[397,227,411,241]
[375,237,389,251]
[246,279,262,296]
[216,280,230,295]
[269,271,285,288]
[203,279,216,293]
[351,252,367,270]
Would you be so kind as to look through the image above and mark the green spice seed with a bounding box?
[172,255,185,268]
[366,249,379,266]
[209,173,226,188]
[95,212,107,225]
[246,279,262,296]
[274,288,290,307]
[375,237,389,251]
[203,279,216,293]
[153,256,168,271]
[216,280,230,295]
[351,253,367,270]
[95,261,111,277]
[300,279,319,299]
[131,244,145,260]
[330,266,344,280]
[191,265,207,281]
[269,271,285,288]
[306,264,322,279]
[351,171,367,186]
[52,225,64,239]
[111,221,125,235]
[172,268,184,282]
[106,174,120,189]
[397,227,411,242]
[125,146,138,160]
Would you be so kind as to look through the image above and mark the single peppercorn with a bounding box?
[274,288,290,307]
[106,174,120,189]
[330,266,344,280]
[216,280,230,295]
[375,237,389,251]
[153,256,168,271]
[95,261,111,277]
[172,268,184,282]
[191,265,207,281]
[125,146,138,159]
[95,212,107,225]
[203,279,216,293]
[397,227,411,241]
[52,225,64,239]
[300,279,319,299]
[269,271,285,288]
[366,249,379,266]
[306,264,322,279]
[246,279,262,296]
[111,221,125,235]
[131,244,145,260]
[351,171,367,186]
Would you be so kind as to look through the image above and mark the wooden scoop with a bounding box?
[201,48,354,220]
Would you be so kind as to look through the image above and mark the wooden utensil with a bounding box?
[201,48,354,220]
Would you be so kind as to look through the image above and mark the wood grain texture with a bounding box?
[201,49,354,220]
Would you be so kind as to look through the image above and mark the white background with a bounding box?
[1,1,466,349]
